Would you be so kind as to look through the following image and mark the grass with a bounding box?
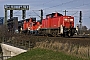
[8,48,86,60]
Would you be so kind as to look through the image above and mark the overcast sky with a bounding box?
[0,0,90,28]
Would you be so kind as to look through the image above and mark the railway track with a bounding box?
[3,34,90,48]
[13,34,90,41]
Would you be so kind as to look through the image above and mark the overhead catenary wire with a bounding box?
[32,10,41,18]
[72,11,79,16]
[41,0,90,18]
[42,0,56,6]
[61,2,90,18]
[70,3,90,18]
[34,0,56,7]
[42,0,90,11]
[66,3,90,10]
[13,0,90,20]
[27,0,89,18]
[43,0,78,10]
[75,3,90,8]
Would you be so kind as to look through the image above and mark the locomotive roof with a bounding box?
[46,12,63,16]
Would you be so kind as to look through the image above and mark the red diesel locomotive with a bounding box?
[38,12,76,37]
[22,12,76,37]
[22,17,41,34]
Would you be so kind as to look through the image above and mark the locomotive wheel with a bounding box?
[52,32,57,37]
[68,32,71,37]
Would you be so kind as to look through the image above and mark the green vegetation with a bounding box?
[8,48,85,60]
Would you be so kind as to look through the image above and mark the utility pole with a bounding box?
[22,10,26,19]
[41,9,43,23]
[32,9,43,23]
[63,10,68,16]
[79,11,82,35]
[10,10,13,19]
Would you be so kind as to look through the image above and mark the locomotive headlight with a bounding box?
[70,19,73,21]
[64,19,68,21]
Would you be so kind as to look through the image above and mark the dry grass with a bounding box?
[35,40,90,59]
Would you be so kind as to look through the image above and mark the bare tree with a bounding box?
[0,25,12,42]
[82,26,88,31]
